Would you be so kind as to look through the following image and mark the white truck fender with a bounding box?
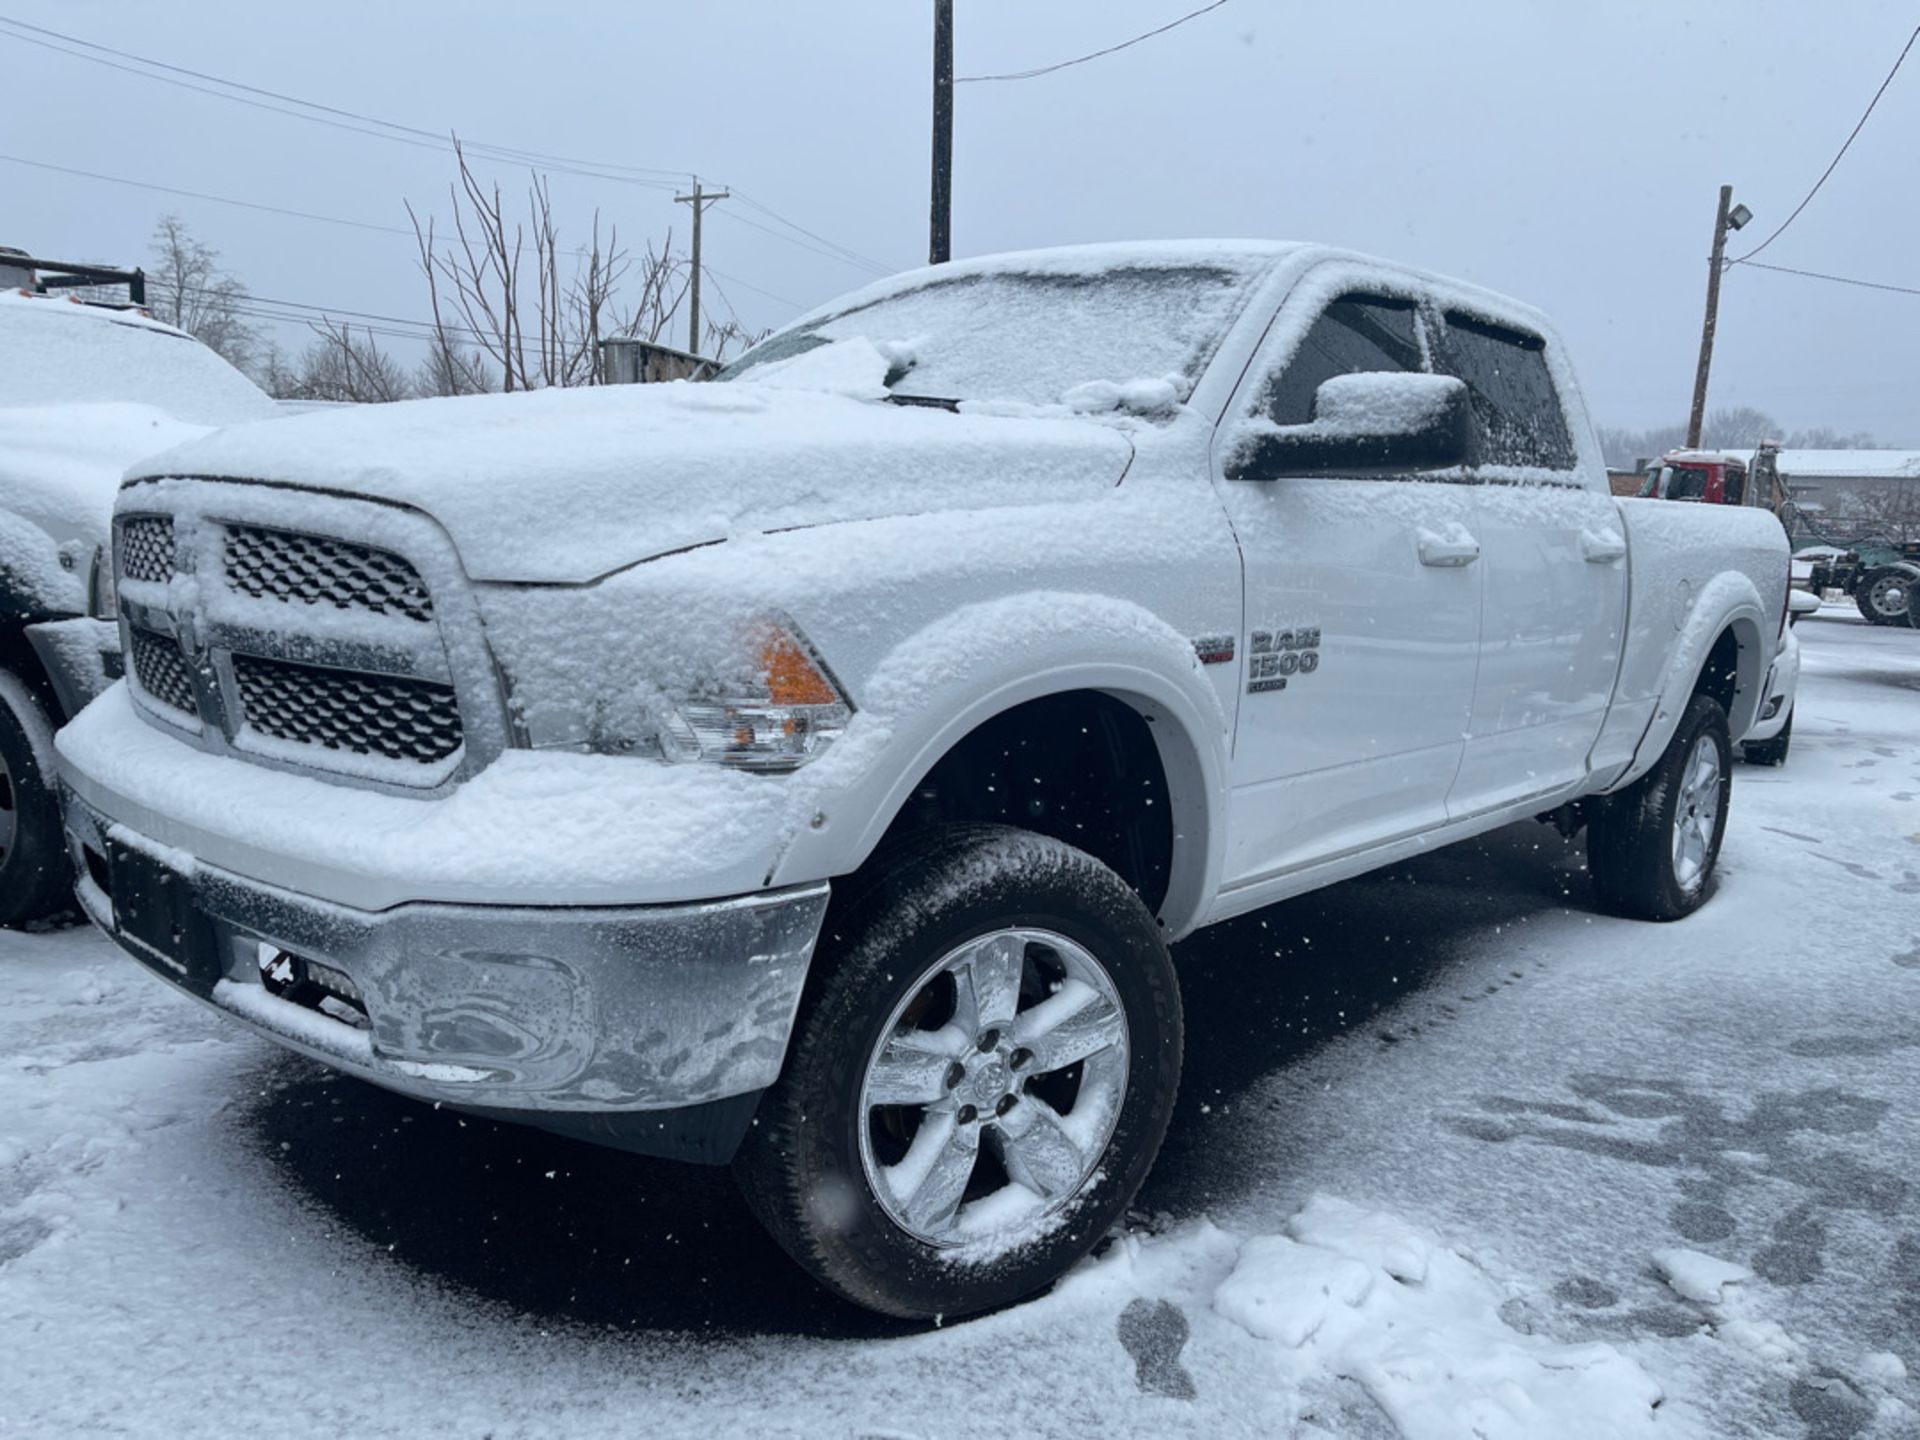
[1608,571,1773,793]
[770,592,1234,938]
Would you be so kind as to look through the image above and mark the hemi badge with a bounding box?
[1193,634,1235,665]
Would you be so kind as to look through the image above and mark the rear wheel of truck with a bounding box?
[1741,709,1792,767]
[1588,693,1731,922]
[0,669,72,929]
[1856,568,1912,626]
[733,824,1182,1320]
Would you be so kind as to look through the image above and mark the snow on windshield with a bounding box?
[720,259,1270,408]
[0,294,276,426]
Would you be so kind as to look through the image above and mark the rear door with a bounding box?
[1210,282,1483,892]
[1437,310,1629,815]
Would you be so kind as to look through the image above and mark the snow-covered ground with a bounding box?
[4,613,1918,1438]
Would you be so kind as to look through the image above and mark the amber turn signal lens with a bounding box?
[760,630,839,707]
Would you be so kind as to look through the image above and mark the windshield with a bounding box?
[0,299,277,426]
[715,260,1270,407]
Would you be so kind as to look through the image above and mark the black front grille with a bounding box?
[129,629,198,716]
[223,525,433,623]
[118,516,176,584]
[231,653,462,766]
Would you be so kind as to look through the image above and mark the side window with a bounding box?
[1723,469,1746,505]
[1436,312,1575,470]
[1261,295,1424,425]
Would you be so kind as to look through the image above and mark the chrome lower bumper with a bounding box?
[64,792,829,1158]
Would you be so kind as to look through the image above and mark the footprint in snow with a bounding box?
[1116,1297,1197,1400]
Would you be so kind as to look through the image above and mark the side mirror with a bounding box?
[1787,589,1821,626]
[1228,372,1474,479]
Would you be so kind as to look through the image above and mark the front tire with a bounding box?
[0,669,72,929]
[1588,693,1731,921]
[734,824,1182,1319]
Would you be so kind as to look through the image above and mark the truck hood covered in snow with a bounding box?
[126,381,1137,584]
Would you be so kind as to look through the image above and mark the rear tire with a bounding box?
[0,669,72,929]
[733,824,1182,1319]
[1742,710,1792,767]
[1857,568,1912,626]
[1588,693,1731,921]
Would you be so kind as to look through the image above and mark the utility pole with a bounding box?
[930,0,953,264]
[1686,183,1736,449]
[675,179,729,354]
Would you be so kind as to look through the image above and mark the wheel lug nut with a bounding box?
[1009,1047,1033,1071]
[977,1029,1000,1052]
[957,1104,978,1124]
[995,1094,1017,1117]
[945,1062,966,1090]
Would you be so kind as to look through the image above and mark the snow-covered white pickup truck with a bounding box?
[0,291,279,925]
[57,242,1789,1318]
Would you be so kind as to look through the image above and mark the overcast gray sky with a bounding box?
[5,0,1915,440]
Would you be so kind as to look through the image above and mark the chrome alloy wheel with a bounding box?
[1867,573,1911,620]
[857,928,1131,1248]
[1671,733,1723,893]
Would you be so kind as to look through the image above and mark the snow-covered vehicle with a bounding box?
[57,243,1789,1318]
[1740,588,1820,766]
[0,290,278,926]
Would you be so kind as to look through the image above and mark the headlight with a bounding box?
[510,617,852,773]
[659,623,852,771]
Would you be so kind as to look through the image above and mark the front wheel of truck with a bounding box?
[733,824,1183,1320]
[0,668,72,929]
[1588,693,1732,922]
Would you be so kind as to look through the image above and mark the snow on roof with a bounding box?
[0,289,276,427]
[1662,450,1746,467]
[786,240,1311,329]
[1771,449,1920,480]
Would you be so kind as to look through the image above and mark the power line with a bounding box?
[0,13,690,182]
[0,152,420,240]
[956,0,1229,83]
[1735,260,1920,299]
[2,153,808,315]
[1728,22,1919,266]
[0,13,898,276]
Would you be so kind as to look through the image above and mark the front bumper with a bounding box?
[63,793,829,1163]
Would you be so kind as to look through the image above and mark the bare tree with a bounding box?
[271,320,414,404]
[1835,479,1920,546]
[147,215,264,375]
[408,141,740,390]
[414,338,495,398]
[1597,408,1888,470]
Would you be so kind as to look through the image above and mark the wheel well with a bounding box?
[0,622,62,723]
[1693,628,1740,718]
[873,690,1174,914]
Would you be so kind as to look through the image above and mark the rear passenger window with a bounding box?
[1437,313,1575,470]
[1262,296,1424,425]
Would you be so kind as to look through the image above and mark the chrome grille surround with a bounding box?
[117,514,176,583]
[113,480,508,795]
[223,524,434,623]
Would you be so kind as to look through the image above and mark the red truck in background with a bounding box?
[1637,450,1752,506]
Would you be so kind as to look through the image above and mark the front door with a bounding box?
[1211,287,1483,893]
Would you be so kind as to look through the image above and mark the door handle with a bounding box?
[1417,527,1480,567]
[1581,529,1628,564]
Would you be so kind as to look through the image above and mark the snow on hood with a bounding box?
[126,380,1137,584]
[2,402,213,530]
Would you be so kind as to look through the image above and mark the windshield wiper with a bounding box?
[885,393,960,413]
